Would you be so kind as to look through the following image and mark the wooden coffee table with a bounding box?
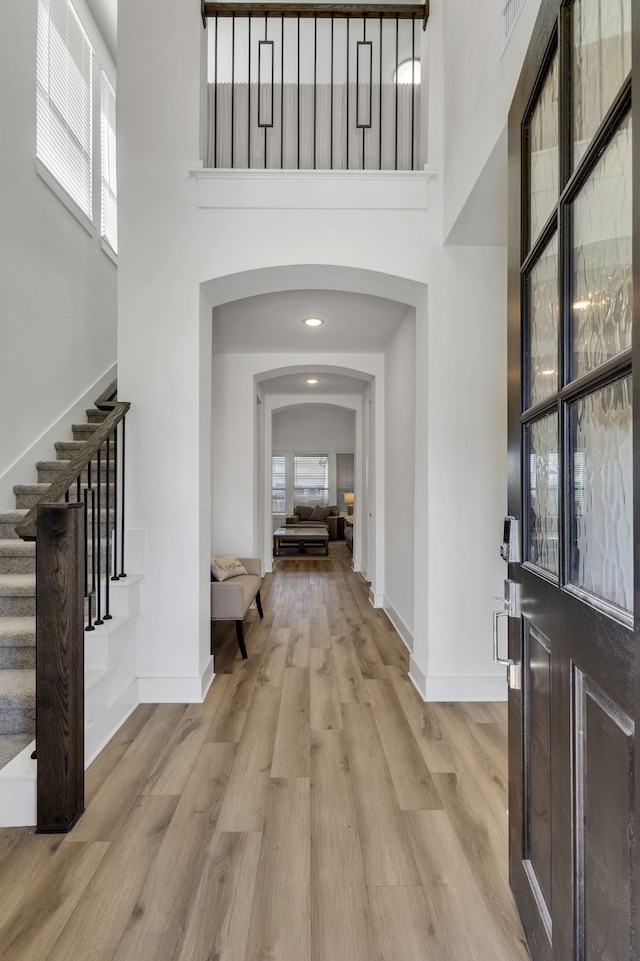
[273,527,329,556]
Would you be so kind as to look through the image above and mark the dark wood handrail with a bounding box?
[16,401,130,542]
[94,380,118,411]
[203,2,429,22]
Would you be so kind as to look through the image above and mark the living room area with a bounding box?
[271,404,355,559]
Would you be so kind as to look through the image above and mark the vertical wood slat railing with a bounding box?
[15,385,130,832]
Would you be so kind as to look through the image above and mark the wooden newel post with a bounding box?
[36,503,85,833]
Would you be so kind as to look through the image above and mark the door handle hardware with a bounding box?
[493,607,522,690]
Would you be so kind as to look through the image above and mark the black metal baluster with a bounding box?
[264,16,268,167]
[84,462,95,632]
[297,15,300,169]
[214,13,218,167]
[111,426,119,582]
[103,435,112,619]
[362,16,366,168]
[330,16,334,169]
[313,15,317,170]
[231,14,236,168]
[411,15,415,170]
[119,417,127,578]
[346,16,350,169]
[76,475,81,504]
[64,489,69,503]
[94,447,103,625]
[379,16,383,169]
[248,13,252,168]
[395,14,399,171]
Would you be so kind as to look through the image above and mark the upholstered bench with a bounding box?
[210,557,263,658]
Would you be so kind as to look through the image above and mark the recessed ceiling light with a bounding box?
[304,318,323,327]
[306,378,319,385]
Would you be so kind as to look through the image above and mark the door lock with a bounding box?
[493,579,522,690]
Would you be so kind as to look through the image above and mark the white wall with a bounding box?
[0,0,117,498]
[117,0,518,701]
[273,404,355,455]
[384,308,416,646]
[438,0,543,237]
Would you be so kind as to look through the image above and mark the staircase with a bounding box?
[0,407,109,772]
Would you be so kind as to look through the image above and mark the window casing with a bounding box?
[272,453,286,513]
[100,70,117,253]
[36,0,94,220]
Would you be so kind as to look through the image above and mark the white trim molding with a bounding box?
[138,660,215,704]
[384,600,413,652]
[189,168,435,210]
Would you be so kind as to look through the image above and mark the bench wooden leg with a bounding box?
[255,590,264,619]
[235,619,248,659]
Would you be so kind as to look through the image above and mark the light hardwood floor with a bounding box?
[0,554,530,961]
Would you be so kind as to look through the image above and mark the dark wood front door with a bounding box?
[507,1,638,959]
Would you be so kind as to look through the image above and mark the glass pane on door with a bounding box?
[529,54,559,248]
[528,234,559,406]
[526,413,559,576]
[570,376,633,614]
[572,113,632,379]
[573,0,631,167]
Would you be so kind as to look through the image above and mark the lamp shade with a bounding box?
[343,492,354,505]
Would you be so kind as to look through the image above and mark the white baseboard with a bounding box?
[0,743,36,828]
[408,655,508,702]
[138,660,215,703]
[0,364,117,511]
[369,589,384,608]
[383,599,414,652]
[409,655,427,698]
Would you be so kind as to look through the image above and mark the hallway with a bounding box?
[0,557,529,961]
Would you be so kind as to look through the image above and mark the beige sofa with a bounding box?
[210,557,263,658]
[285,504,344,540]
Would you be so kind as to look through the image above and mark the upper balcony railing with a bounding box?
[202,2,429,171]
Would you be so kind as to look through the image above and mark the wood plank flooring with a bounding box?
[0,555,530,961]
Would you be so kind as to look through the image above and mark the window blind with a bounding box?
[272,453,286,513]
[37,0,94,219]
[293,454,329,507]
[100,70,117,253]
[336,452,355,513]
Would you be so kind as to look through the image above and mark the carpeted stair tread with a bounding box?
[0,575,36,597]
[0,617,36,646]
[55,440,87,459]
[0,734,31,769]
[86,409,109,423]
[72,423,101,439]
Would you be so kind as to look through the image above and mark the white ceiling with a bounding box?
[212,289,409,354]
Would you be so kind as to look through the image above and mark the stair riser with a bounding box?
[37,464,115,484]
[72,426,101,441]
[0,556,35,576]
[0,518,26,540]
[0,708,35,738]
[0,649,35,670]
[0,598,35,617]
[87,410,109,423]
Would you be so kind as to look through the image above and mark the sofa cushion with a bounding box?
[211,556,248,582]
[294,505,313,520]
[310,506,332,521]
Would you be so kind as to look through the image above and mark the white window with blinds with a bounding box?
[272,453,286,513]
[293,454,329,508]
[336,451,355,513]
[36,0,94,221]
[100,70,117,254]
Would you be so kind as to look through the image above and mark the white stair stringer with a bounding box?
[0,571,143,828]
